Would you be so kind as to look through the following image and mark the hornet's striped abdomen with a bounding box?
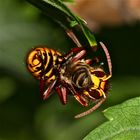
[71,62,91,88]
[26,46,63,82]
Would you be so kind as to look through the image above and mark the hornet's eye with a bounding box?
[91,69,106,78]
[88,89,102,99]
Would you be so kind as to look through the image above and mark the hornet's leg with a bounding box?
[74,94,88,107]
[85,59,93,65]
[85,57,104,67]
[67,84,88,107]
[66,30,82,48]
[64,47,86,61]
[71,49,86,63]
[42,80,57,100]
[63,31,86,61]
[75,98,106,119]
[40,78,46,96]
[55,86,68,105]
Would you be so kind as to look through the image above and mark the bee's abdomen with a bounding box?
[27,47,62,81]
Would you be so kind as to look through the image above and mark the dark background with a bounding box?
[0,0,140,140]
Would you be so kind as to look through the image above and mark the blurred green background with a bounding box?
[0,0,140,140]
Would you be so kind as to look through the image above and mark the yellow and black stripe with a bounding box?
[71,63,91,88]
[27,47,63,82]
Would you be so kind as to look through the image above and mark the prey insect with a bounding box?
[26,31,112,118]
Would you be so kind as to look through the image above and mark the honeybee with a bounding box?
[26,31,112,118]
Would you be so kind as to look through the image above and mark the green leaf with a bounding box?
[60,0,74,3]
[84,97,140,140]
[26,0,97,49]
